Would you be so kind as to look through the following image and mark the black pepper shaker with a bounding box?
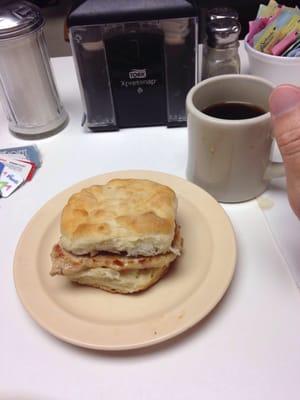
[201,16,241,80]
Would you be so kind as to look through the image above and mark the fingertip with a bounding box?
[269,84,300,117]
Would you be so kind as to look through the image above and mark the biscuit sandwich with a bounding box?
[50,178,183,294]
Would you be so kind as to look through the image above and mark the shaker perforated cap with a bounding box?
[206,18,241,48]
[207,7,239,21]
[0,1,44,39]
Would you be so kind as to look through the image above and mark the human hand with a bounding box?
[269,85,300,218]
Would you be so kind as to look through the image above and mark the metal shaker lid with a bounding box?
[207,7,239,22]
[0,1,44,39]
[206,18,241,48]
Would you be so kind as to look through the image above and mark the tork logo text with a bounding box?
[129,69,147,79]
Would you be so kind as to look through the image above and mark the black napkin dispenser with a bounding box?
[68,0,199,131]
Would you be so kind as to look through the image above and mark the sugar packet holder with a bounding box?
[247,0,300,56]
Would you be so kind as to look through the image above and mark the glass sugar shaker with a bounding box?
[0,1,68,137]
[201,17,241,80]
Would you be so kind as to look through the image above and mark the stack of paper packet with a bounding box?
[0,145,42,198]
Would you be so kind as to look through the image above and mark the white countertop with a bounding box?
[1,43,300,400]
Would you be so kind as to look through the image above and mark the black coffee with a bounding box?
[201,101,266,120]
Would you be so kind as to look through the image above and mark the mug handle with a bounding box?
[264,161,285,180]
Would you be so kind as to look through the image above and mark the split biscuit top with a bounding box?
[60,179,177,256]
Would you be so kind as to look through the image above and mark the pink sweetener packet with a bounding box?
[247,17,269,46]
[271,30,299,55]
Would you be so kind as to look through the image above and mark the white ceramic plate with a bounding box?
[14,170,236,350]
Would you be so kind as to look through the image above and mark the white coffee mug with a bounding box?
[186,74,285,203]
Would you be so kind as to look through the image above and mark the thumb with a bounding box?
[269,84,300,218]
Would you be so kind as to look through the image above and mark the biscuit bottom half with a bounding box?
[69,263,171,294]
[50,226,182,294]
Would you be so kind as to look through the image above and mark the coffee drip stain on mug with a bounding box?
[257,195,274,210]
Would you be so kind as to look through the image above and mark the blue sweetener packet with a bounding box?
[0,145,42,168]
[287,47,300,56]
[282,36,300,56]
